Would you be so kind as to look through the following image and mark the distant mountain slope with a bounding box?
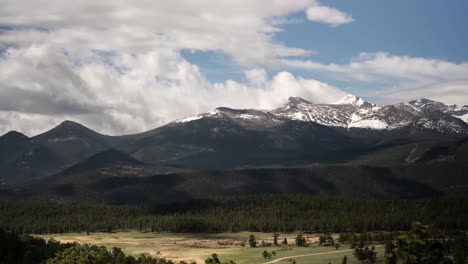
[58,149,143,176]
[122,96,467,168]
[43,149,186,184]
[0,131,65,185]
[3,135,468,204]
[128,116,365,168]
[11,149,190,203]
[32,120,116,164]
[351,137,468,165]
[7,162,468,205]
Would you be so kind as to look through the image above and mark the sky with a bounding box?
[0,0,467,136]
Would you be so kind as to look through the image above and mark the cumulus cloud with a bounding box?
[245,68,268,86]
[0,44,345,136]
[0,0,316,66]
[0,0,358,135]
[306,4,354,26]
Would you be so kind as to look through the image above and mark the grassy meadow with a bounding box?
[38,232,385,264]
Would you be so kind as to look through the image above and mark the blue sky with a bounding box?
[284,0,468,62]
[0,0,467,135]
[184,0,468,98]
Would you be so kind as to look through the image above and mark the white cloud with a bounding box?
[0,0,317,66]
[245,68,268,86]
[306,4,354,27]
[281,52,468,104]
[0,111,61,138]
[0,45,345,136]
[379,80,468,105]
[283,52,468,83]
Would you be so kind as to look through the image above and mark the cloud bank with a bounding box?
[282,52,468,102]
[0,0,316,65]
[380,80,468,105]
[0,45,345,136]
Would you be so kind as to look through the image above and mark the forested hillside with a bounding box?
[1,196,467,234]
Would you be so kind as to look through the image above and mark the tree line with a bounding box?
[0,195,467,234]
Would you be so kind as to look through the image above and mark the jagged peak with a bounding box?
[406,99,468,113]
[405,98,448,113]
[333,94,371,107]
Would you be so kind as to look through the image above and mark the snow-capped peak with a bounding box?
[404,99,468,121]
[333,94,370,107]
[173,95,467,134]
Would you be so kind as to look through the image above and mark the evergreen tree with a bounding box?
[249,235,257,248]
[205,253,221,264]
[295,234,306,247]
[273,232,280,246]
[319,235,326,246]
[1,197,468,235]
[353,245,377,263]
[341,256,348,264]
[385,222,456,264]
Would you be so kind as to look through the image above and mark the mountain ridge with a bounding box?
[2,95,468,139]
[172,95,468,134]
[0,95,467,185]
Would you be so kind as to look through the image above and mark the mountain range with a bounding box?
[1,94,467,204]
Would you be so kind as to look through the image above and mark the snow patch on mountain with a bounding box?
[348,116,388,129]
[174,109,225,123]
[333,94,371,107]
[347,107,389,130]
[176,115,204,123]
[238,114,263,120]
[454,113,468,123]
